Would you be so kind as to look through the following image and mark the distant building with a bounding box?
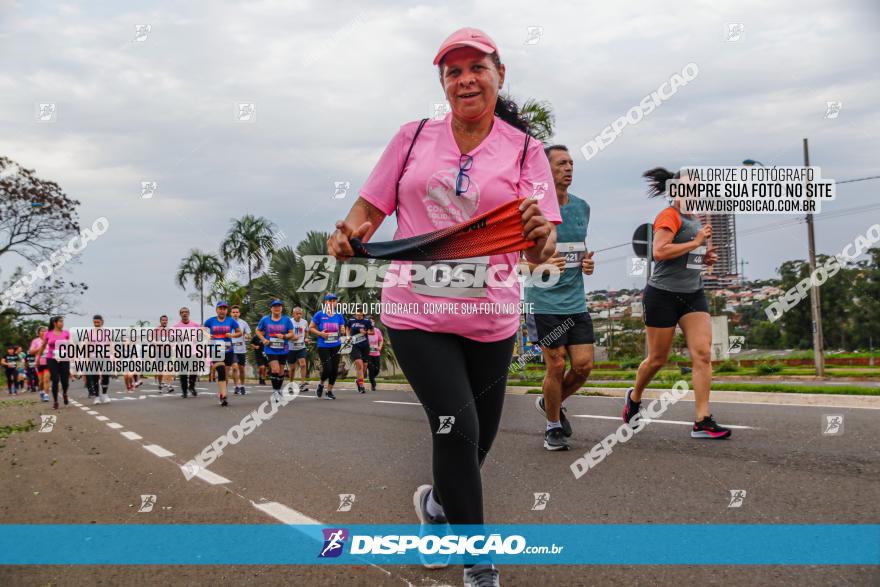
[697,212,738,290]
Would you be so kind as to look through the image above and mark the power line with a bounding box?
[837,175,880,184]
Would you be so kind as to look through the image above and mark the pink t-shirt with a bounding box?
[367,329,384,357]
[29,337,47,366]
[359,114,561,342]
[172,320,201,329]
[44,330,70,360]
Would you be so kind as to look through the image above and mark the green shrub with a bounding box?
[756,362,783,375]
[717,361,740,373]
[619,358,641,370]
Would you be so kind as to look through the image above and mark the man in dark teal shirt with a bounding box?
[524,145,595,451]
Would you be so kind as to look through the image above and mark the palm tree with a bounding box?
[220,215,279,302]
[519,98,555,144]
[176,249,224,324]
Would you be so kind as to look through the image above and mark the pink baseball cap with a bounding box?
[433,27,499,66]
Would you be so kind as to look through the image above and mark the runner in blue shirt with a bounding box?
[346,309,374,394]
[203,301,241,406]
[256,299,295,403]
[309,293,346,400]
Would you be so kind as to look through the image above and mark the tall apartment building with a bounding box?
[697,212,738,290]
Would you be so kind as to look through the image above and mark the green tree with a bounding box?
[176,250,224,324]
[518,98,555,143]
[220,215,279,304]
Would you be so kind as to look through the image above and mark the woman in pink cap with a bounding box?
[328,27,560,584]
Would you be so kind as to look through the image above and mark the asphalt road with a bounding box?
[1,378,878,586]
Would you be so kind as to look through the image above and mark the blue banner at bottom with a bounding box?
[1,524,877,565]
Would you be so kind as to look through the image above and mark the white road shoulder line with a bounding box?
[143,444,174,457]
[87,410,99,415]
[95,415,110,421]
[570,413,754,429]
[121,431,142,440]
[373,400,421,406]
[106,422,123,429]
[252,501,321,525]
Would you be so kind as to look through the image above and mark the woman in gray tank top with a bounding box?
[621,167,732,439]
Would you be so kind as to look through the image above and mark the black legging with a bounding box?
[318,346,341,385]
[388,328,514,526]
[85,374,109,396]
[179,374,197,395]
[367,355,381,387]
[47,358,70,402]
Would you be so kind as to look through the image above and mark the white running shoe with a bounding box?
[100,394,110,404]
[93,396,101,405]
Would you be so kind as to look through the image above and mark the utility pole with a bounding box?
[739,259,749,284]
[804,138,825,376]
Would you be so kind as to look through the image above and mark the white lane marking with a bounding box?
[79,406,89,410]
[138,395,146,399]
[570,414,755,429]
[556,393,880,410]
[95,415,110,421]
[87,410,99,415]
[181,466,231,485]
[373,400,421,406]
[121,431,142,440]
[143,444,174,457]
[252,501,320,525]
[106,422,123,429]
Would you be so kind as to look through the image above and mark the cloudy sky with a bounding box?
[1,0,878,325]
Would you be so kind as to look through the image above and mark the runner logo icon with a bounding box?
[728,490,747,508]
[319,528,349,558]
[531,492,550,511]
[436,416,455,434]
[337,494,356,512]
[299,255,336,292]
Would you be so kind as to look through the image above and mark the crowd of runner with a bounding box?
[9,299,386,410]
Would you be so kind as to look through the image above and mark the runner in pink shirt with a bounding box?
[28,326,50,401]
[365,326,383,392]
[40,316,71,409]
[327,27,559,582]
[172,306,202,398]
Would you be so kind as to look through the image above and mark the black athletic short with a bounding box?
[350,344,369,361]
[220,352,234,367]
[254,350,267,366]
[264,352,286,364]
[287,348,307,362]
[233,353,246,366]
[534,312,595,348]
[642,284,709,328]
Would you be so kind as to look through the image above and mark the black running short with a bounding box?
[233,353,246,366]
[264,352,286,364]
[287,348,307,362]
[220,352,234,367]
[642,284,709,328]
[534,312,595,348]
[254,350,267,366]
[350,344,369,361]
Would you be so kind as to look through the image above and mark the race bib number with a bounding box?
[369,345,379,354]
[410,256,490,298]
[325,332,339,343]
[351,333,366,345]
[557,242,586,268]
[269,337,285,350]
[215,339,230,352]
[291,342,305,351]
[686,245,707,270]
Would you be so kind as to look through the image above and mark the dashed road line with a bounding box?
[143,444,174,458]
[121,431,142,440]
